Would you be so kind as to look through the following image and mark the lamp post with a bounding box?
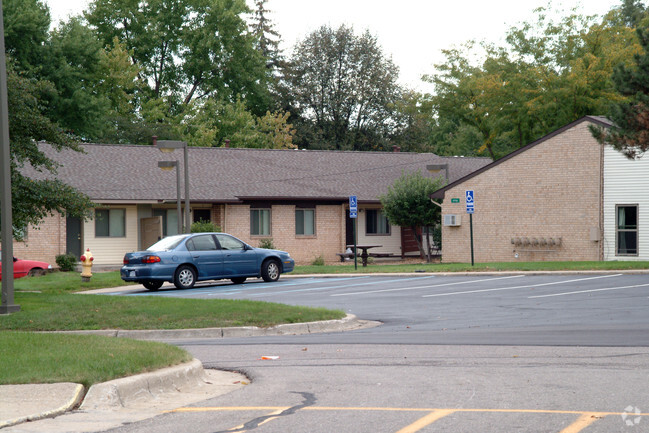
[156,140,190,233]
[157,161,182,234]
[0,0,19,314]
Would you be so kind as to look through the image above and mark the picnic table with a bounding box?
[346,244,382,267]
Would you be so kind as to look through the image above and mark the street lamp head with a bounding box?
[157,160,177,171]
[156,140,187,153]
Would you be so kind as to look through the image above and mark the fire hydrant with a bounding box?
[80,248,94,282]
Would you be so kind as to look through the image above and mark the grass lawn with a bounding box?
[293,260,649,274]
[0,332,191,387]
[0,271,344,385]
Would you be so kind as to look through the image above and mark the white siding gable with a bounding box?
[603,146,649,260]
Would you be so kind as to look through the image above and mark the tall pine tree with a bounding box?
[591,24,649,158]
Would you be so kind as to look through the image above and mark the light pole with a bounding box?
[157,161,182,234]
[156,140,190,233]
[0,0,19,314]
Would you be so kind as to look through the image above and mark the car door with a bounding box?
[215,234,259,277]
[185,234,223,279]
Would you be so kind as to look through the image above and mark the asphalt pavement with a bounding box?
[2,269,647,431]
[0,311,375,431]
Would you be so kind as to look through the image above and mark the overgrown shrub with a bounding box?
[311,255,325,266]
[258,238,275,249]
[55,253,78,272]
[191,220,221,233]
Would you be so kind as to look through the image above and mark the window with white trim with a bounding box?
[95,208,125,237]
[366,209,390,235]
[616,205,638,256]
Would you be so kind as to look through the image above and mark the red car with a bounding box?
[0,253,52,280]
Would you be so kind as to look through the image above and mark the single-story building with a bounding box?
[431,116,649,262]
[11,144,490,266]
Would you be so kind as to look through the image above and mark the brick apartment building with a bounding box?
[431,116,649,263]
[10,144,490,266]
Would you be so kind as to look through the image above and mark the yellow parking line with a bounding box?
[559,413,607,433]
[169,406,649,417]
[395,409,456,433]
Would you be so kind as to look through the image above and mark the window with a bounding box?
[95,209,125,237]
[616,205,638,256]
[366,209,390,235]
[296,209,315,236]
[193,209,211,223]
[216,234,246,251]
[186,234,217,251]
[153,209,179,236]
[251,209,271,236]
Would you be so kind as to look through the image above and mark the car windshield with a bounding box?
[147,234,189,251]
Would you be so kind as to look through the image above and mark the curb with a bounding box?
[50,314,380,341]
[0,383,85,429]
[80,359,208,410]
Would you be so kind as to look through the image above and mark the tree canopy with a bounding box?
[281,24,401,151]
[6,60,94,237]
[591,18,649,158]
[424,5,642,160]
[86,0,270,115]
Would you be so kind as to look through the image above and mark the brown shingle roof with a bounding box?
[29,144,491,203]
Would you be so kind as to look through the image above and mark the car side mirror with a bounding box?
[13,257,17,262]
[244,244,253,251]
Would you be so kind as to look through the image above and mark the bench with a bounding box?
[368,252,397,258]
[336,252,355,262]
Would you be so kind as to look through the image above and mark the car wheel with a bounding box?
[174,265,196,289]
[142,281,163,291]
[261,259,280,282]
[28,268,45,277]
[231,277,246,284]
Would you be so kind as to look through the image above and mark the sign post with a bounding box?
[466,190,475,266]
[349,196,358,270]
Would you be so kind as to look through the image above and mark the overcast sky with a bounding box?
[47,0,621,91]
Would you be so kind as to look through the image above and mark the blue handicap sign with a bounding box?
[349,196,357,212]
[466,190,474,214]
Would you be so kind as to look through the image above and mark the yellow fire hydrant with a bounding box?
[80,248,94,282]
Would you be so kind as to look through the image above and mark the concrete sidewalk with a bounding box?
[0,314,377,431]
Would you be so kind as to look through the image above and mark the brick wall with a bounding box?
[223,204,345,265]
[441,121,602,263]
[2,213,67,267]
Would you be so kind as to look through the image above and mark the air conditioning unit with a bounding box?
[443,214,461,226]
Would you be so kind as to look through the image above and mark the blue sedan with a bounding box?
[121,233,295,291]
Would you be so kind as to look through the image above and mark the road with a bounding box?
[106,273,649,432]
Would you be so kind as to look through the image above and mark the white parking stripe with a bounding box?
[330,275,524,297]
[528,282,649,298]
[249,276,437,297]
[421,274,622,298]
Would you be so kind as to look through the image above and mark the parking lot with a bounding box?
[112,273,649,346]
[96,273,649,433]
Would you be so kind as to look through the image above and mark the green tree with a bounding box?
[424,5,640,160]
[2,0,50,74]
[379,171,445,262]
[6,61,94,237]
[591,23,649,158]
[41,17,111,139]
[179,97,296,149]
[250,0,282,71]
[283,25,401,150]
[86,0,270,116]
